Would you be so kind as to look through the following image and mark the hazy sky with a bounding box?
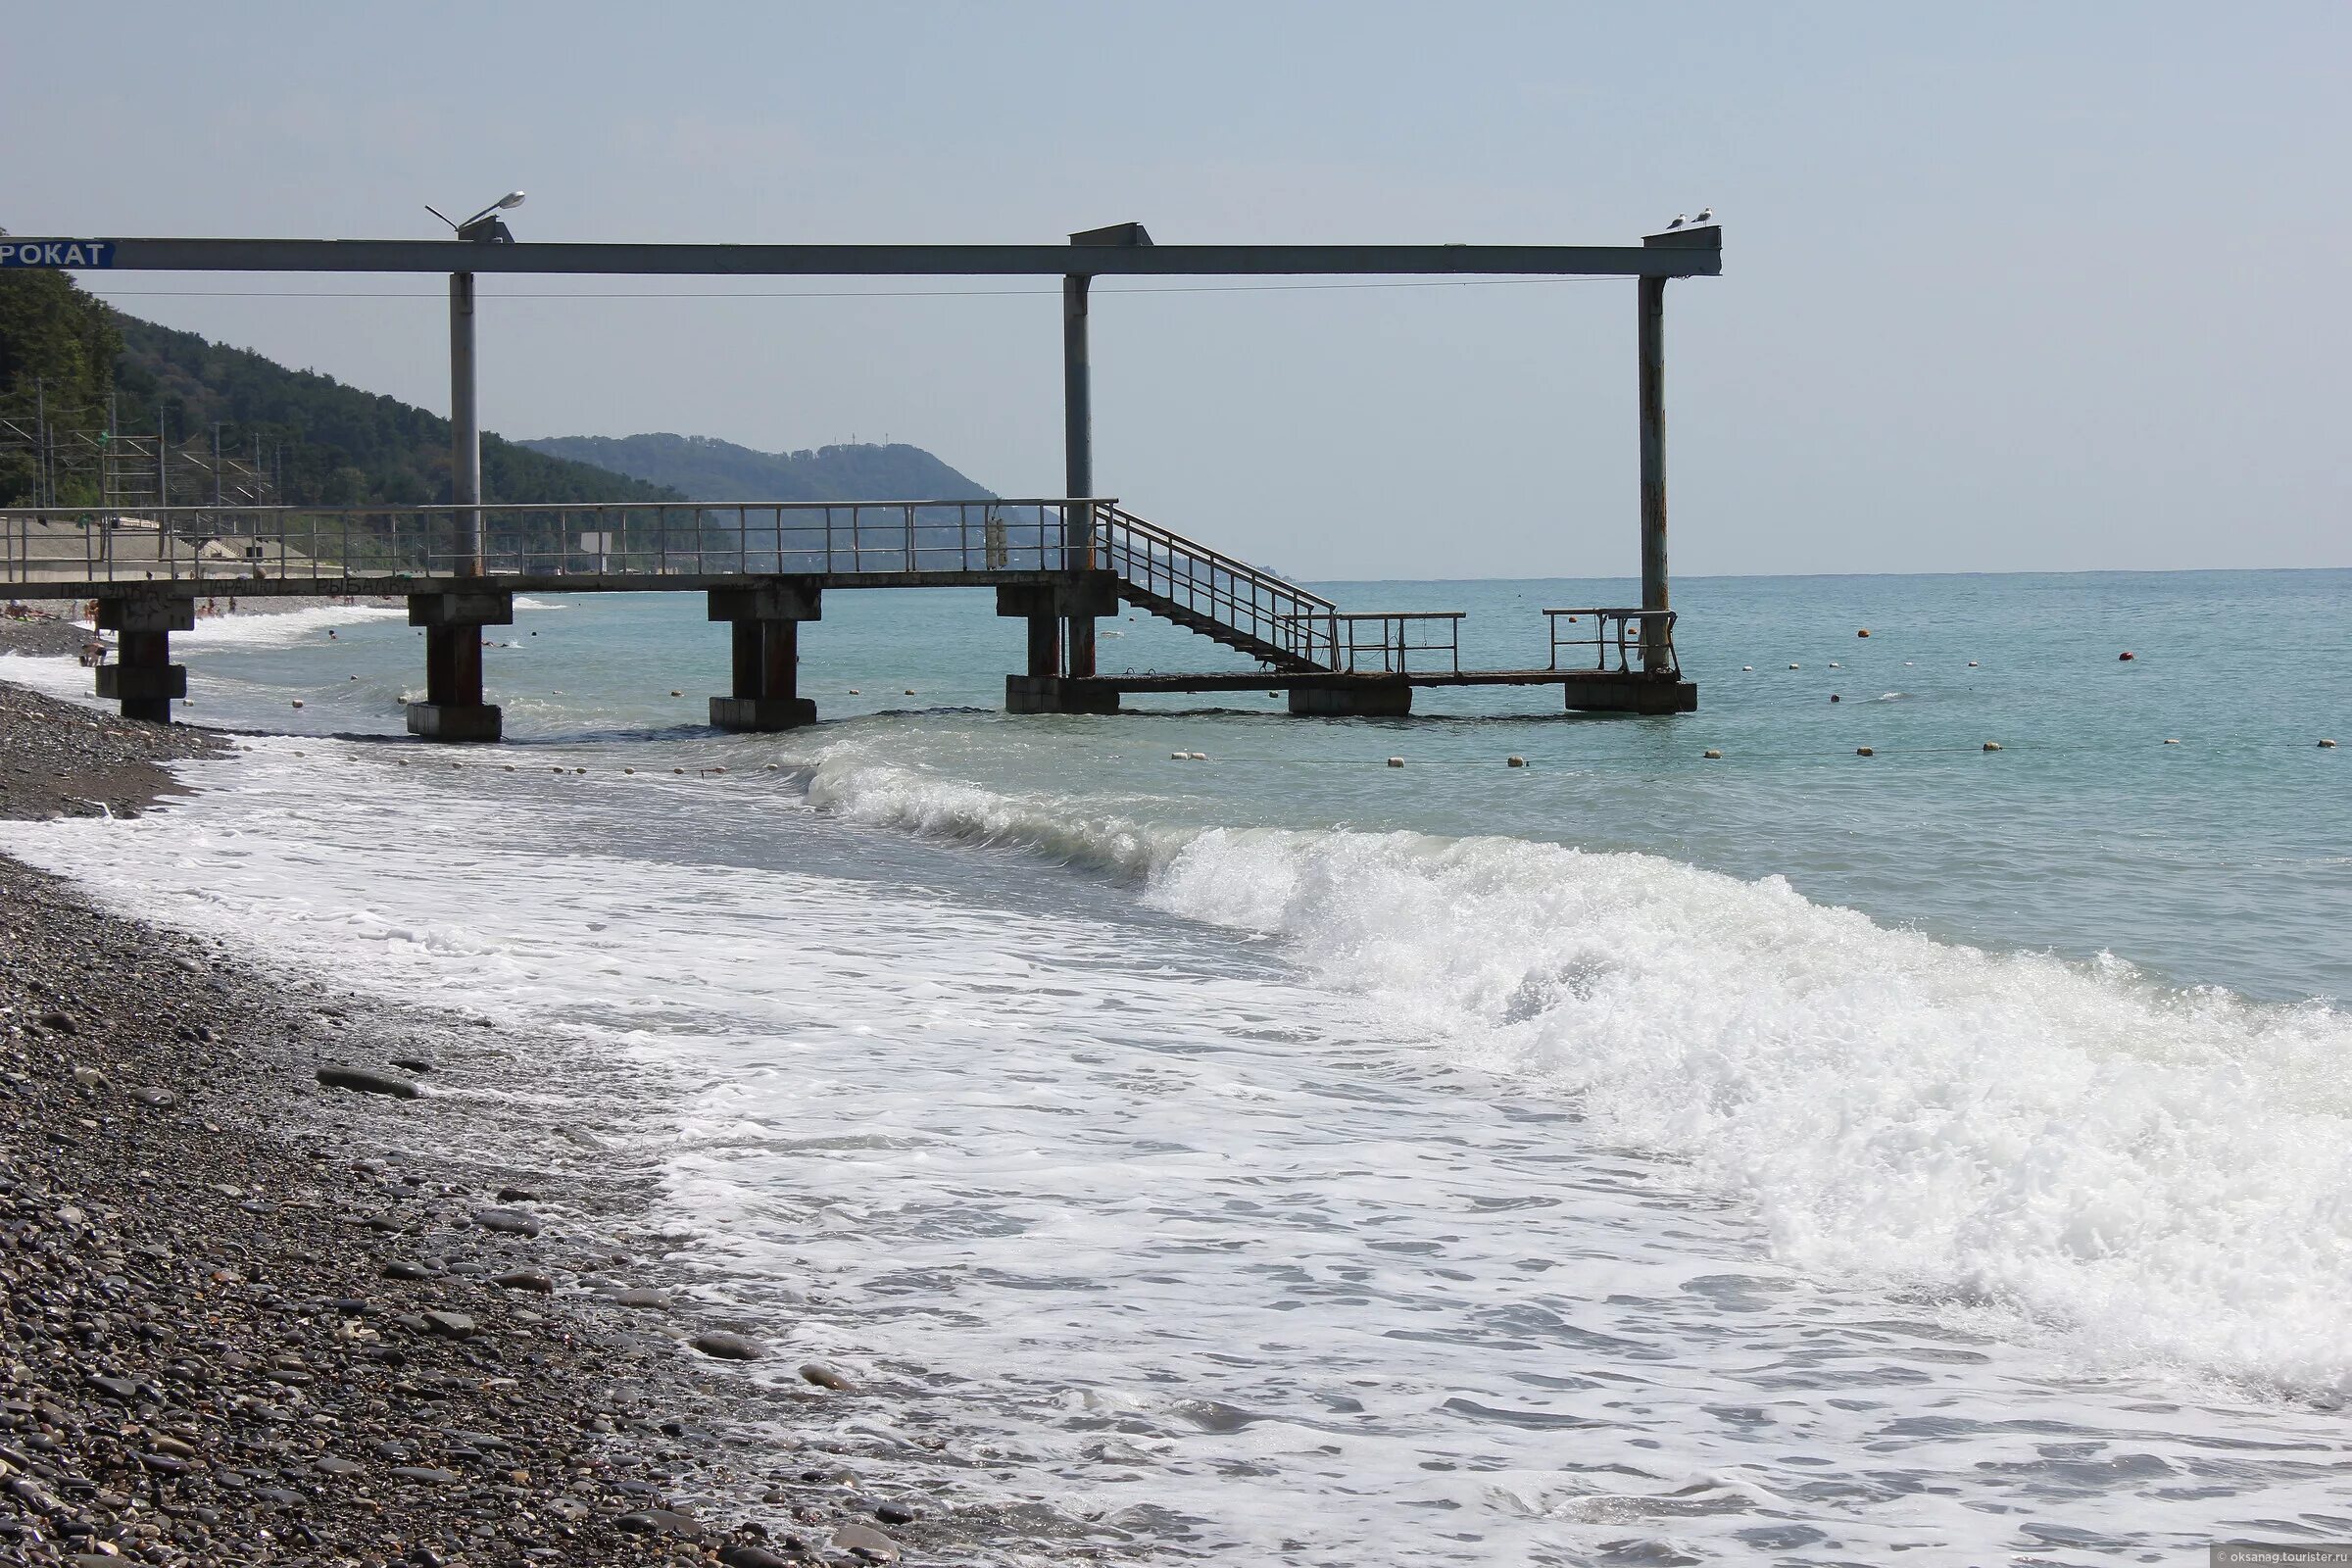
[8,2,2344,578]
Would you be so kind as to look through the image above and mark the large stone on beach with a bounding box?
[832,1523,903,1562]
[692,1329,764,1361]
[317,1065,419,1099]
[618,1509,704,1540]
[471,1205,541,1237]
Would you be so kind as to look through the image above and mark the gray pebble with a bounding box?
[316,1065,419,1099]
[471,1204,540,1237]
[692,1330,764,1361]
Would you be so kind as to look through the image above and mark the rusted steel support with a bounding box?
[1025,614,1060,679]
[1637,274,1670,673]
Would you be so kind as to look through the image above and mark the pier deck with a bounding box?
[6,497,1696,732]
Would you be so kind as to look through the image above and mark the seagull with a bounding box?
[1694,207,1713,222]
[1666,214,1687,229]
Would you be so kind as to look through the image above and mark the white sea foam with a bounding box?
[174,604,408,646]
[795,741,2352,1395]
[8,732,2351,1562]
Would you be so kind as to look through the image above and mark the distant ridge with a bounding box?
[519,433,994,503]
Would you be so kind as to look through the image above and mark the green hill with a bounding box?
[519,432,993,502]
[2,255,992,514]
[107,314,682,509]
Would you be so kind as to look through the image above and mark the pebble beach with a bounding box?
[0,660,961,1566]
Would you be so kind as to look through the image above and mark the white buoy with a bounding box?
[2323,739,2339,749]
[291,699,304,709]
[673,766,685,774]
[1506,756,1526,767]
[849,688,860,695]
[503,764,514,771]
[1742,665,1753,671]
[1387,757,1404,768]
[1189,752,1207,761]
[1702,749,1723,760]
[623,766,636,774]
[1788,662,1800,669]
[2164,738,2181,745]
[1171,753,1187,761]
[1983,742,2002,752]
[1829,662,1841,668]
[905,689,916,696]
[669,690,682,697]
[1967,662,1979,667]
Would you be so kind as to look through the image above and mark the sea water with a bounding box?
[2,567,2347,1565]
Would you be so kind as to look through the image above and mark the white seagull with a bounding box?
[1666,214,1687,229]
[1694,207,1714,222]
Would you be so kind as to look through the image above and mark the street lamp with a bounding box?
[427,190,526,244]
[426,191,525,573]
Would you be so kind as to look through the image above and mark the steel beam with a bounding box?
[54,236,1721,278]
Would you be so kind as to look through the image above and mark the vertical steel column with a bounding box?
[1063,273,1092,515]
[450,270,482,575]
[1637,274,1670,672]
[1062,273,1099,679]
[1026,614,1061,678]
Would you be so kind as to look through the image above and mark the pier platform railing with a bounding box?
[1274,611,1465,675]
[1546,607,1679,678]
[0,500,1110,585]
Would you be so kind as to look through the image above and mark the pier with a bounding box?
[0,220,1719,738]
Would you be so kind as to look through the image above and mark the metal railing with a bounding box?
[1094,505,1340,669]
[0,500,1110,586]
[1546,607,1679,677]
[1278,611,1464,675]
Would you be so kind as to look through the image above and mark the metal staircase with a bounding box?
[1094,504,1338,671]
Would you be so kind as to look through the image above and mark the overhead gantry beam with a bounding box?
[31,235,1722,278]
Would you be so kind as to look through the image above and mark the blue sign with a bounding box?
[0,240,116,269]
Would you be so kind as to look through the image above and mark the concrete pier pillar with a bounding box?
[1287,680,1412,718]
[709,580,819,730]
[406,589,510,741]
[998,578,1119,714]
[93,594,191,724]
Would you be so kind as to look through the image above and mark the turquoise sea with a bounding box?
[3,565,2346,1564]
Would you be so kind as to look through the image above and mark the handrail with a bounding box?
[0,499,1113,586]
[1280,611,1463,674]
[1096,503,1340,670]
[1546,607,1678,677]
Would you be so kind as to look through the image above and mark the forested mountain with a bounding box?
[108,315,682,508]
[0,253,990,514]
[519,433,992,502]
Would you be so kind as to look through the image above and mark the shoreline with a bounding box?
[0,674,956,1566]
